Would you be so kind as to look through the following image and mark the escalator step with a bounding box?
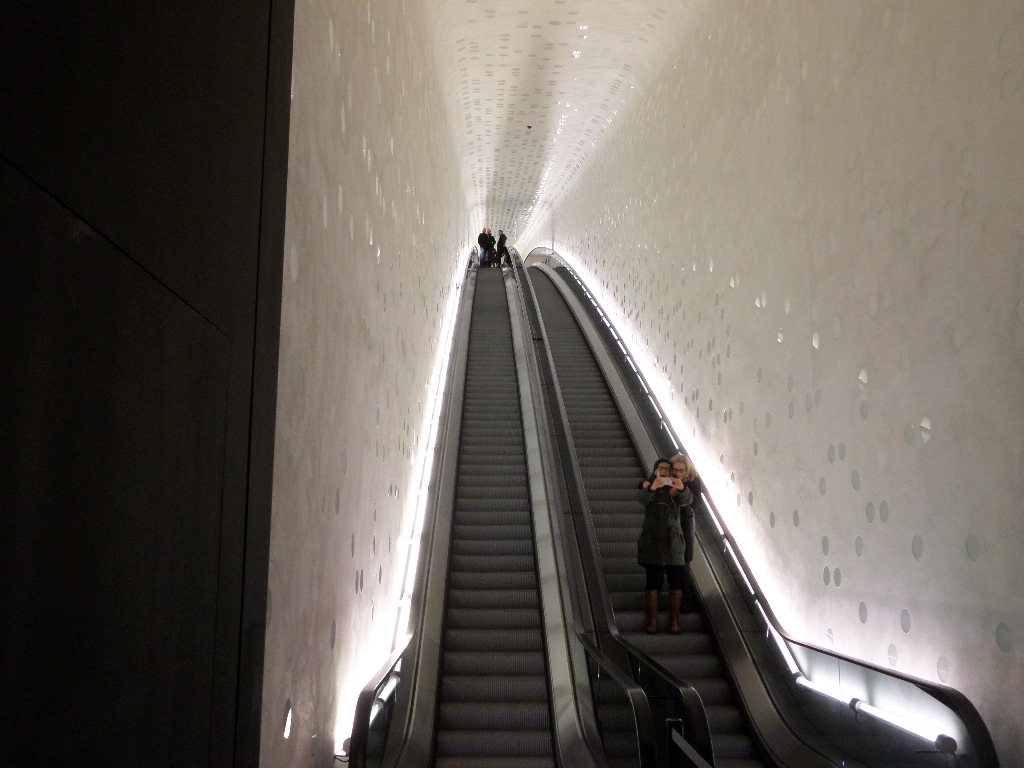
[449,554,535,571]
[434,756,555,768]
[447,588,539,609]
[451,524,532,541]
[450,538,536,557]
[447,570,537,590]
[443,650,546,676]
[444,607,541,630]
[437,701,551,730]
[443,627,544,653]
[440,674,550,702]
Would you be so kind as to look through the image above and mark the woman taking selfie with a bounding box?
[636,458,693,633]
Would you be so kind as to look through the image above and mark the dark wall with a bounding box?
[0,1,293,765]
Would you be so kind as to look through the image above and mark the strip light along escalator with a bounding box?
[432,267,556,767]
[528,268,769,768]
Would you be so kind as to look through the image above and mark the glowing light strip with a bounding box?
[852,699,945,744]
[756,601,801,675]
[701,493,725,537]
[648,395,663,418]
[795,674,844,702]
[724,540,755,596]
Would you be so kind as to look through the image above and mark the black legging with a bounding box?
[644,564,685,591]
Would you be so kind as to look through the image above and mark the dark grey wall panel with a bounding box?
[0,2,269,331]
[0,161,228,764]
[0,0,294,764]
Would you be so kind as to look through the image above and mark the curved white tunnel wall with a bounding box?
[540,3,1024,761]
[262,1,1024,765]
[261,0,468,764]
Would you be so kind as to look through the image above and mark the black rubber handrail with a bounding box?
[576,632,660,768]
[546,257,1000,768]
[513,259,716,768]
[345,639,410,767]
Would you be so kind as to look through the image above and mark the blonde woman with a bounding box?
[669,453,698,615]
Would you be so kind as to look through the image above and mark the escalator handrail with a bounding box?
[514,260,716,768]
[346,638,410,768]
[542,258,1001,767]
[576,632,659,768]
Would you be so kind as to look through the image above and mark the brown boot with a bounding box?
[668,589,684,634]
[644,590,660,634]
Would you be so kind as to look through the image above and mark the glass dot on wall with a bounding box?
[888,643,898,666]
[826,628,834,644]
[859,602,868,623]
[823,567,831,585]
[770,511,776,528]
[838,443,846,460]
[937,656,950,682]
[788,375,794,392]
[865,501,875,522]
[821,536,829,555]
[912,535,924,559]
[997,623,1013,653]
[879,500,890,522]
[855,536,865,556]
[901,609,912,633]
[819,477,827,495]
[828,444,836,463]
[793,509,800,527]
[966,534,981,561]
[920,417,932,443]
[904,423,916,445]
[812,332,820,349]
[833,567,842,586]
[851,470,861,490]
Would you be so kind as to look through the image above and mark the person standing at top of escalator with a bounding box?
[477,228,490,267]
[486,228,497,266]
[637,458,693,634]
[496,229,509,267]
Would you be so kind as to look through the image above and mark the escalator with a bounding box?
[528,267,769,768]
[432,267,556,767]
[359,260,997,768]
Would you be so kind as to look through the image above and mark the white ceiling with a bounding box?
[426,0,692,243]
